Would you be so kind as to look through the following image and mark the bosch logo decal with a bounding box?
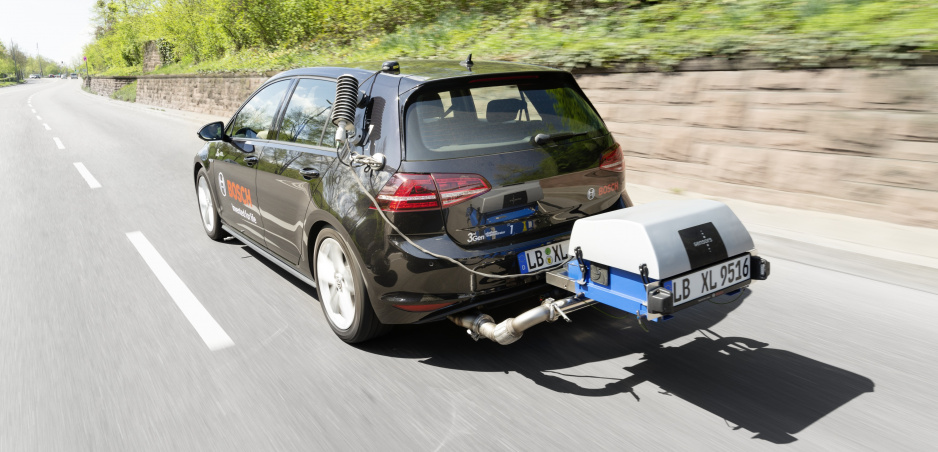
[217,171,255,221]
[588,181,619,200]
[226,179,253,207]
[218,172,227,197]
[598,181,619,197]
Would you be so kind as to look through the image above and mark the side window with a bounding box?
[227,80,291,140]
[276,78,337,148]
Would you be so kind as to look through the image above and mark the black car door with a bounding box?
[256,77,339,264]
[213,79,292,245]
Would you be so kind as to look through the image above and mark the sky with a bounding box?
[0,0,98,65]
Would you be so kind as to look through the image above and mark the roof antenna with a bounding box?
[460,54,473,71]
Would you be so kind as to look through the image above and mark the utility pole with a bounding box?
[37,43,44,77]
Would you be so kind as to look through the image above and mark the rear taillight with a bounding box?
[432,174,491,207]
[374,173,491,212]
[600,145,624,172]
[375,174,439,211]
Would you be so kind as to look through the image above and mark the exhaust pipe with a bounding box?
[448,296,596,345]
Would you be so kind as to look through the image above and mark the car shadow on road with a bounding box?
[360,291,875,444]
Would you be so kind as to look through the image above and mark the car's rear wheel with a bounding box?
[314,227,388,343]
[196,169,227,241]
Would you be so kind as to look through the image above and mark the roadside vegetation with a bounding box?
[0,77,21,88]
[110,81,137,102]
[84,0,937,75]
[1,41,71,81]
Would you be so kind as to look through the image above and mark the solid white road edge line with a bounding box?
[72,162,102,189]
[125,231,235,351]
[53,137,65,149]
[43,124,51,131]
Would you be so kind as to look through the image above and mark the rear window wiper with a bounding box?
[533,131,590,146]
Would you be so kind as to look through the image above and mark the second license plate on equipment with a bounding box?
[667,254,750,306]
[518,240,569,273]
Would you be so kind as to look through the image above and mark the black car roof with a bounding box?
[269,60,561,89]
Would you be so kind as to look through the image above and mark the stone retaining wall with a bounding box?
[576,67,938,228]
[136,74,270,118]
[89,76,135,96]
[91,66,938,228]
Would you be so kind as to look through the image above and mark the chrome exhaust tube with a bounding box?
[448,296,596,345]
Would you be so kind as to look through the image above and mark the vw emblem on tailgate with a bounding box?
[587,187,596,200]
[218,172,227,197]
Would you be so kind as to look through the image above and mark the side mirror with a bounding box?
[197,121,227,142]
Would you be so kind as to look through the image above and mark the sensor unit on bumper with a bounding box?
[450,199,771,344]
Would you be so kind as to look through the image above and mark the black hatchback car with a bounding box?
[194,59,630,343]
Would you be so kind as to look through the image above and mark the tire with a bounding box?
[196,169,228,241]
[313,227,389,343]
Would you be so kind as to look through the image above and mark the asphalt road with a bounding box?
[2,79,936,451]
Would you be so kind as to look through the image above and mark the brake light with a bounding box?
[469,75,539,84]
[376,174,439,211]
[374,173,491,212]
[600,145,624,172]
[432,174,491,207]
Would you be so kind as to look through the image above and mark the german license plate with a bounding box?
[667,254,750,305]
[518,240,570,273]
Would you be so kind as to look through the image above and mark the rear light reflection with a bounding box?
[374,173,491,212]
[393,302,457,312]
[600,145,624,172]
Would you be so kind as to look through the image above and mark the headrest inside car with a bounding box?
[486,99,525,124]
[416,93,444,122]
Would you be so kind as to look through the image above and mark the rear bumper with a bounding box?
[364,230,572,324]
[358,194,632,325]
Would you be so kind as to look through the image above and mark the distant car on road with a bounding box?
[192,59,627,343]
[29,74,39,79]
[70,73,78,79]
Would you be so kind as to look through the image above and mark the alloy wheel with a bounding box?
[316,237,356,330]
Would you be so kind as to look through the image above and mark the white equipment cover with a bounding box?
[569,199,754,280]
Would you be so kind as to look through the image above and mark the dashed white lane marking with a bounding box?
[53,137,65,149]
[43,123,51,131]
[125,231,234,351]
[31,109,36,113]
[72,162,101,189]
[36,115,42,120]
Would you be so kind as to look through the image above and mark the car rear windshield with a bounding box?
[403,75,606,161]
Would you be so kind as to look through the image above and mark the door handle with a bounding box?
[244,156,259,166]
[300,168,320,180]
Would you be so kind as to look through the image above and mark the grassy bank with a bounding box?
[93,0,938,76]
[0,77,22,88]
[110,81,137,102]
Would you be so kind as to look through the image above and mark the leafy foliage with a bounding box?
[84,0,938,75]
[0,41,70,80]
[111,81,138,102]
